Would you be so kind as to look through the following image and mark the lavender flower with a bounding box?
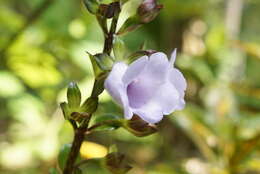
[104,50,187,124]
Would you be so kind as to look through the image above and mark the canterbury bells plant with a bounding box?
[105,50,186,124]
[56,0,187,174]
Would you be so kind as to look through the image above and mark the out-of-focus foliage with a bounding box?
[0,0,260,174]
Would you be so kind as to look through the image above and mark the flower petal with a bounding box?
[143,52,170,83]
[104,62,133,119]
[133,101,163,124]
[122,56,148,85]
[124,52,171,109]
[170,68,187,95]
[170,49,177,65]
[153,81,180,115]
[169,68,187,110]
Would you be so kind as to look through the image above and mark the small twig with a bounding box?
[103,2,120,54]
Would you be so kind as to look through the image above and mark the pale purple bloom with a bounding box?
[104,50,187,124]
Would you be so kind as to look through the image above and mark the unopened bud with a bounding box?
[137,0,163,23]
[104,152,132,174]
[67,82,81,109]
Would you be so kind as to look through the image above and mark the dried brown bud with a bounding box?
[137,0,163,23]
[124,115,158,137]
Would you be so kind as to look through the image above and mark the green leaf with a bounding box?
[83,0,100,14]
[67,82,81,109]
[58,144,71,170]
[92,114,123,131]
[49,168,60,174]
[80,97,99,114]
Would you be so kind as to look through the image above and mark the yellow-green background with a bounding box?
[0,0,260,173]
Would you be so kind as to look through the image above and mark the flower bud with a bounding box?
[67,82,81,109]
[70,112,89,122]
[123,115,158,137]
[113,36,126,60]
[137,0,163,23]
[117,0,162,35]
[104,152,132,174]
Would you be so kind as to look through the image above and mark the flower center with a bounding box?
[126,79,153,108]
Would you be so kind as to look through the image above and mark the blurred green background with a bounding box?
[1,0,260,173]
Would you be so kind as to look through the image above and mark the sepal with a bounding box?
[80,97,99,114]
[123,115,158,137]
